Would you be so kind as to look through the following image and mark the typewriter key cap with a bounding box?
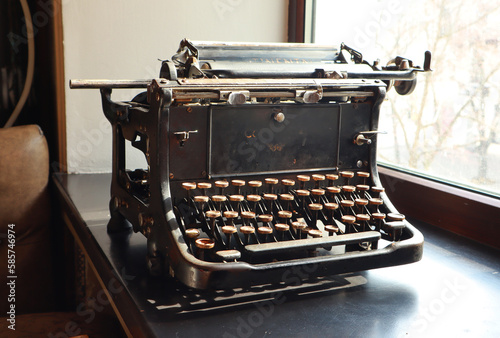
[356,214,371,231]
[215,180,229,195]
[387,213,405,222]
[309,229,323,238]
[195,238,215,260]
[278,210,292,225]
[248,180,262,194]
[371,186,385,198]
[211,194,227,212]
[355,198,368,214]
[182,182,196,203]
[229,194,244,212]
[292,221,307,238]
[263,193,278,213]
[185,228,200,239]
[216,249,241,262]
[265,178,279,193]
[340,200,355,215]
[241,211,256,227]
[327,186,341,203]
[231,179,246,195]
[297,175,310,189]
[246,194,261,213]
[240,225,255,245]
[308,203,323,228]
[339,171,355,185]
[282,179,295,193]
[312,174,326,188]
[206,210,221,237]
[257,226,273,242]
[194,195,209,214]
[326,174,339,186]
[324,202,339,222]
[325,224,340,236]
[342,185,356,200]
[368,198,384,213]
[275,223,290,240]
[311,188,325,203]
[342,214,356,233]
[197,182,212,196]
[357,171,370,185]
[280,193,294,211]
[258,214,273,224]
[222,225,237,249]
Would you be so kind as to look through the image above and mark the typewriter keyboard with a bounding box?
[174,171,406,264]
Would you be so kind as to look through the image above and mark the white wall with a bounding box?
[63,0,289,173]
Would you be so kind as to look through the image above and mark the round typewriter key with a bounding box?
[326,174,339,186]
[308,229,323,238]
[280,193,294,201]
[211,194,227,213]
[248,180,262,187]
[206,210,221,237]
[257,226,273,242]
[368,198,384,213]
[185,228,200,239]
[195,238,215,260]
[248,180,262,194]
[215,180,229,194]
[339,171,355,184]
[258,214,273,223]
[297,175,310,189]
[197,182,212,196]
[312,174,326,188]
[263,193,278,214]
[341,215,356,233]
[194,195,209,214]
[296,189,310,196]
[324,202,338,223]
[371,186,385,198]
[280,193,294,211]
[292,221,307,239]
[340,200,355,214]
[371,212,386,233]
[182,182,196,203]
[356,213,371,231]
[387,213,405,222]
[356,184,370,192]
[229,194,244,202]
[282,179,295,193]
[231,179,246,195]
[240,211,256,227]
[247,194,261,202]
[265,178,279,193]
[275,223,290,240]
[327,186,341,203]
[240,225,255,245]
[278,210,292,225]
[308,203,323,228]
[357,171,370,185]
[355,198,368,214]
[195,238,215,250]
[325,224,340,236]
[221,225,237,249]
[311,188,325,203]
[342,185,356,200]
[223,210,238,219]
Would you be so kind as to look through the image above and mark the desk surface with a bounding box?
[54,173,500,338]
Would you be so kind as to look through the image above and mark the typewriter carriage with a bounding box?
[71,40,429,289]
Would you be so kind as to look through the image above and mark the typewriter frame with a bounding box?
[72,41,427,289]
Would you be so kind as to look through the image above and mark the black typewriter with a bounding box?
[70,39,430,289]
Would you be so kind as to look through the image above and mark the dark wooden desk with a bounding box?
[54,173,500,338]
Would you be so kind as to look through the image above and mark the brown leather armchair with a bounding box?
[0,125,122,337]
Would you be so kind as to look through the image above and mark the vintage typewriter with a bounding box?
[70,39,430,289]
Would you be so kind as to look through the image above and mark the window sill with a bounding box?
[378,165,500,250]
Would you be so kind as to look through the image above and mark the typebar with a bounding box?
[245,231,381,255]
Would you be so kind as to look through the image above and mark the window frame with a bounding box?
[289,0,500,250]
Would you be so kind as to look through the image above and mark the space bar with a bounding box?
[245,231,381,255]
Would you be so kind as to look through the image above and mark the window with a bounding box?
[310,0,500,197]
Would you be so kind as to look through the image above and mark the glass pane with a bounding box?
[313,0,500,197]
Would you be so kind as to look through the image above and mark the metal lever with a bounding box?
[354,130,387,146]
[174,130,198,145]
